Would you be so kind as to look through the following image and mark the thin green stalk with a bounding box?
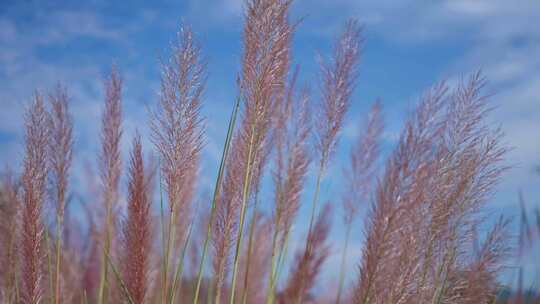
[267,227,291,304]
[275,229,291,285]
[55,213,63,304]
[265,205,283,304]
[193,96,240,304]
[45,228,55,304]
[159,165,167,304]
[163,209,177,302]
[97,201,113,304]
[104,251,135,304]
[170,217,195,304]
[306,158,326,250]
[336,222,352,304]
[240,194,261,304]
[229,123,257,304]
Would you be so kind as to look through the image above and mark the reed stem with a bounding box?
[170,217,195,304]
[54,213,63,304]
[228,122,257,304]
[240,194,260,304]
[335,222,352,304]
[193,96,240,304]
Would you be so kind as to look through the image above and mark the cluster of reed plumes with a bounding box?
[0,0,536,303]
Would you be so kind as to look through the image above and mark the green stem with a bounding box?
[45,228,54,304]
[265,207,282,304]
[163,209,177,302]
[97,199,113,304]
[193,96,240,304]
[336,222,352,304]
[170,217,195,304]
[275,229,291,286]
[229,122,257,304]
[241,194,261,304]
[104,251,135,304]
[55,213,63,304]
[158,165,167,304]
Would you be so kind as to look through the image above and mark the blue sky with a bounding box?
[1,0,539,290]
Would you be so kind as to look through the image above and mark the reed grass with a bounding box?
[0,1,530,303]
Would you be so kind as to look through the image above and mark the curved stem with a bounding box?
[170,217,194,303]
[163,209,177,303]
[193,96,240,304]
[45,228,54,304]
[265,207,282,304]
[336,222,352,304]
[55,213,63,304]
[98,198,113,304]
[229,124,257,304]
[241,194,261,304]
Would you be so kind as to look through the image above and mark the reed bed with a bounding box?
[0,0,537,303]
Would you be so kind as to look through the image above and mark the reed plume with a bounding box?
[122,134,152,304]
[353,73,509,304]
[266,69,312,303]
[149,23,205,301]
[315,19,362,166]
[336,100,382,303]
[211,0,293,303]
[273,70,312,242]
[305,17,362,251]
[289,18,362,304]
[20,92,50,304]
[47,83,74,304]
[98,66,123,304]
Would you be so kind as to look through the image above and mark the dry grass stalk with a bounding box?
[292,19,362,304]
[273,70,311,242]
[98,66,123,304]
[122,134,152,304]
[354,73,509,304]
[315,19,363,166]
[47,84,74,225]
[266,69,312,303]
[150,23,205,301]
[20,92,50,304]
[150,24,204,217]
[213,0,294,303]
[0,5,524,304]
[47,83,74,304]
[305,17,362,256]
